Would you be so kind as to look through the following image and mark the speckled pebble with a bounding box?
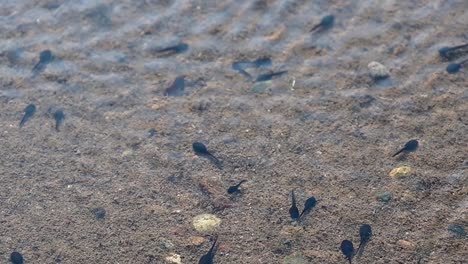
[192,214,222,234]
[389,166,412,178]
[377,191,392,202]
[160,239,175,250]
[368,61,390,79]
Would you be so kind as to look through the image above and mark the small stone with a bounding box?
[448,224,466,238]
[165,253,182,264]
[389,166,412,178]
[368,61,390,79]
[187,236,205,246]
[283,252,307,264]
[160,239,175,250]
[92,207,106,220]
[122,149,133,157]
[265,24,286,42]
[151,104,162,110]
[377,191,392,203]
[192,214,222,234]
[397,240,415,250]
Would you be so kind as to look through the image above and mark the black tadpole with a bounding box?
[155,42,189,55]
[446,59,467,74]
[19,104,36,128]
[10,251,24,264]
[439,43,468,60]
[289,190,300,220]
[253,57,272,68]
[393,139,419,157]
[227,180,247,194]
[32,50,53,75]
[165,76,186,96]
[232,62,253,79]
[340,240,354,264]
[232,57,273,80]
[53,109,65,132]
[255,70,288,82]
[299,196,317,219]
[310,15,335,32]
[356,224,372,257]
[199,236,218,264]
[193,142,222,169]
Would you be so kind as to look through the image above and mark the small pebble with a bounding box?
[376,191,392,203]
[368,61,390,79]
[147,128,157,138]
[160,239,175,250]
[389,166,412,178]
[448,224,466,238]
[187,236,205,246]
[92,207,106,220]
[397,239,415,250]
[192,214,222,234]
[165,253,182,264]
[10,251,24,264]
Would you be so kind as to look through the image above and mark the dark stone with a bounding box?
[92,207,106,220]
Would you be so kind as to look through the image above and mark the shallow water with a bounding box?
[1,0,467,263]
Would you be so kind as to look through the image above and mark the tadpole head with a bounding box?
[39,50,53,63]
[446,63,461,74]
[176,43,189,53]
[438,47,451,58]
[227,186,239,194]
[320,15,335,29]
[404,139,419,152]
[340,239,354,257]
[193,142,209,155]
[359,224,373,241]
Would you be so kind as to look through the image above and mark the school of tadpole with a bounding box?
[1,1,467,263]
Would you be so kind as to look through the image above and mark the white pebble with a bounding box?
[165,253,182,264]
[368,61,390,78]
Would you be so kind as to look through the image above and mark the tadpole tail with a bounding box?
[299,209,308,219]
[31,63,45,78]
[156,47,174,53]
[207,154,223,169]
[451,43,468,50]
[32,62,42,72]
[208,236,218,256]
[460,59,468,66]
[291,190,296,206]
[392,148,404,157]
[236,180,248,188]
[355,241,366,257]
[310,24,321,32]
[233,63,253,80]
[19,115,28,128]
[55,119,62,132]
